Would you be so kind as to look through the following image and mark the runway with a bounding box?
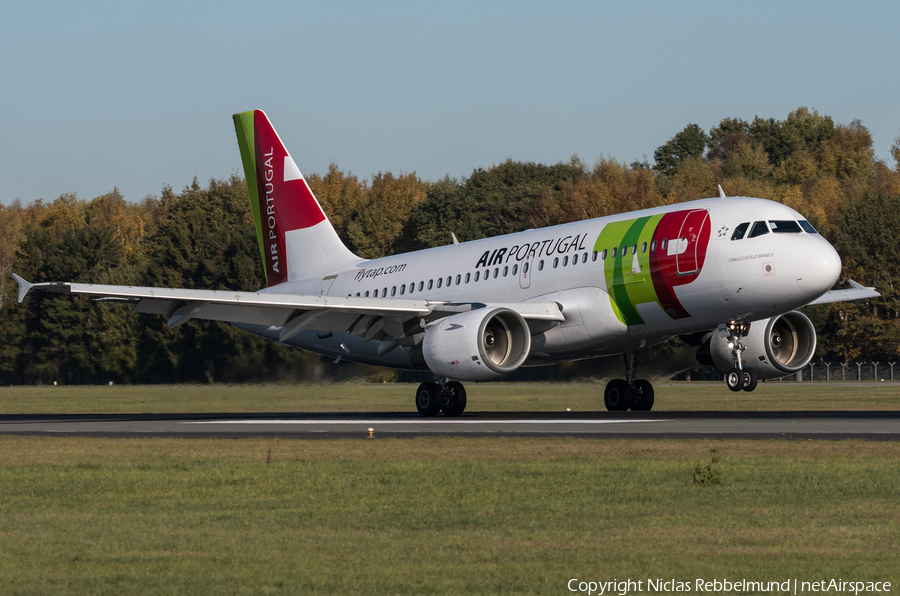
[1,411,898,439]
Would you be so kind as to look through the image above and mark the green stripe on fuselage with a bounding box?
[594,214,663,326]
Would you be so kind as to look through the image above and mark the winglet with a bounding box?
[12,273,32,303]
[718,185,727,199]
[451,233,460,245]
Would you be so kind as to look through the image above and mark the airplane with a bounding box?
[13,110,880,416]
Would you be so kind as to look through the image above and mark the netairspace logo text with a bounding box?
[567,578,892,595]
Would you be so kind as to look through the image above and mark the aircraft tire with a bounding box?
[725,368,744,392]
[416,382,442,417]
[441,381,467,416]
[742,369,758,392]
[631,379,654,411]
[604,379,631,411]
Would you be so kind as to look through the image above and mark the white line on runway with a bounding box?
[179,419,666,425]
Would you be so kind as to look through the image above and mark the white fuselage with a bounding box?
[237,196,840,369]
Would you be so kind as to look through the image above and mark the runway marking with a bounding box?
[179,419,666,425]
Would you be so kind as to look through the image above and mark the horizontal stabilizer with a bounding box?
[805,280,880,306]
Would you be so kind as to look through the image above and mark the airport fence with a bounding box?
[680,362,898,383]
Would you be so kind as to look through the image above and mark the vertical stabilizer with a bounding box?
[233,110,360,286]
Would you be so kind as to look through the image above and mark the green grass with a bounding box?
[1,381,899,414]
[0,438,897,595]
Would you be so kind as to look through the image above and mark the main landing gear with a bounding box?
[415,380,467,417]
[720,322,758,392]
[604,351,655,412]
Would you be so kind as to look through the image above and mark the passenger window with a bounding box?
[650,240,656,252]
[356,292,360,297]
[474,271,480,282]
[455,274,461,285]
[418,281,424,292]
[512,264,518,275]
[799,220,818,234]
[583,252,588,262]
[391,286,397,296]
[769,220,802,233]
[563,256,569,266]
[641,242,647,253]
[612,247,617,258]
[748,221,769,238]
[465,273,471,283]
[661,239,668,251]
[373,289,378,297]
[632,244,637,255]
[592,251,598,262]
[553,257,559,268]
[493,268,499,279]
[399,285,405,295]
[382,287,387,297]
[427,280,433,290]
[446,276,452,286]
[731,222,750,240]
[502,266,508,277]
[539,260,544,271]
[365,291,369,297]
[522,263,528,273]
[437,278,443,288]
[602,249,607,260]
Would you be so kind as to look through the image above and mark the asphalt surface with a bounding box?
[1,411,898,439]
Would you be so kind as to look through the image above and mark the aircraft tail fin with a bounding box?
[233,110,360,287]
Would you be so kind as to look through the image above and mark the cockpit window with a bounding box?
[799,220,818,234]
[731,222,750,240]
[747,221,769,238]
[769,220,802,233]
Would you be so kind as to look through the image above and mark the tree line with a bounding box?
[1,107,898,384]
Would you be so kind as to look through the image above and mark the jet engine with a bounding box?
[699,311,817,380]
[422,307,532,381]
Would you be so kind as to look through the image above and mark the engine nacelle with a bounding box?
[703,311,817,380]
[422,307,532,381]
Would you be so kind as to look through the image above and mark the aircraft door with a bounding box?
[675,210,709,275]
[519,250,534,289]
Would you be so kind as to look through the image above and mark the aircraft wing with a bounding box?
[12,274,563,343]
[805,280,880,306]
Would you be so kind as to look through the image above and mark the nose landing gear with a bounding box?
[719,322,758,392]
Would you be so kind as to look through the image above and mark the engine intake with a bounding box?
[422,307,531,381]
[703,311,817,380]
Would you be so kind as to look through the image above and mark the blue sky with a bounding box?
[2,0,898,205]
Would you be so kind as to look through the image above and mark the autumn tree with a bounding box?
[653,124,709,178]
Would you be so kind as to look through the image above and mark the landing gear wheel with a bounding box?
[631,379,655,411]
[604,379,631,411]
[742,368,758,392]
[415,382,442,417]
[725,368,744,392]
[441,381,467,416]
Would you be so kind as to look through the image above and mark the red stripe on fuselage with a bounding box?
[648,210,710,319]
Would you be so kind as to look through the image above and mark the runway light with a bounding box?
[368,427,374,439]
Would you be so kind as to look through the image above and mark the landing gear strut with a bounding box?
[415,379,467,417]
[604,351,655,412]
[719,322,758,392]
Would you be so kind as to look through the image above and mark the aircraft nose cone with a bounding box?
[792,239,841,297]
